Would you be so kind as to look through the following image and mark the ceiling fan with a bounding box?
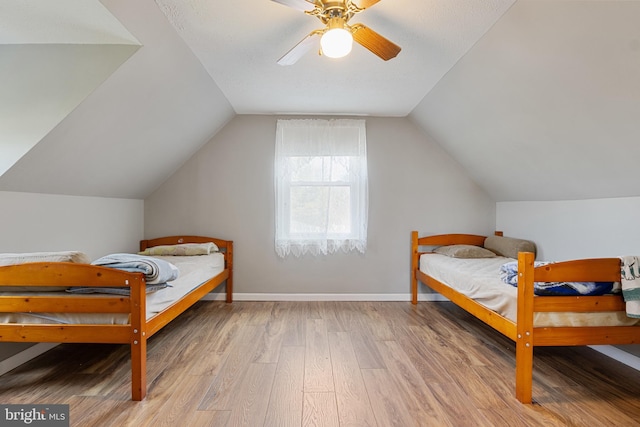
[272,0,401,65]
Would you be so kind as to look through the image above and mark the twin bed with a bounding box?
[3,230,637,404]
[411,231,640,403]
[0,235,233,401]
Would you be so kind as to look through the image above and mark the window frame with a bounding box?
[274,119,368,257]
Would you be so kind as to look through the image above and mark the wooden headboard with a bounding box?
[412,231,503,249]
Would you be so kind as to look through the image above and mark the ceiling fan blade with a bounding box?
[351,24,401,61]
[277,31,322,66]
[351,0,382,9]
[271,0,317,12]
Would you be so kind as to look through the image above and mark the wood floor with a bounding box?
[2,301,640,426]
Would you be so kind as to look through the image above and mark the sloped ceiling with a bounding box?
[0,0,234,199]
[1,0,638,202]
[411,0,640,201]
[0,0,140,176]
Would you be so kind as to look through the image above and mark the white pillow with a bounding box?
[138,242,219,256]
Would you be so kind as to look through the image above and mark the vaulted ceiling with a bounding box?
[1,0,638,201]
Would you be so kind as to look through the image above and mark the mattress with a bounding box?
[420,253,639,328]
[0,253,225,325]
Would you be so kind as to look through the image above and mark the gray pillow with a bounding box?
[484,235,536,259]
[434,244,496,259]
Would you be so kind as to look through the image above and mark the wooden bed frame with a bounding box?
[0,235,233,401]
[411,231,640,403]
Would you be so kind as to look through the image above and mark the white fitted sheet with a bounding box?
[420,253,639,328]
[0,253,225,325]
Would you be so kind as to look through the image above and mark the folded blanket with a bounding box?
[620,256,640,318]
[500,261,615,296]
[91,253,179,284]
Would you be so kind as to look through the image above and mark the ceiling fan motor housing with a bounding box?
[308,1,356,25]
[275,0,400,65]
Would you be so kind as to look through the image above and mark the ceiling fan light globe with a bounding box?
[320,28,353,58]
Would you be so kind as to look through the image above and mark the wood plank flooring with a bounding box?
[1,301,640,426]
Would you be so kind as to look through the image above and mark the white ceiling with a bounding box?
[155,0,515,116]
[0,0,138,44]
[0,0,639,202]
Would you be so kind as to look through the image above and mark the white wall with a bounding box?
[496,197,640,261]
[145,115,496,297]
[0,191,144,363]
[0,191,144,259]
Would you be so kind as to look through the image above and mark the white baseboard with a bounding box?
[589,345,640,371]
[201,292,449,302]
[0,343,58,376]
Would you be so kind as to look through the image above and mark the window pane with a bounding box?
[290,156,352,183]
[330,157,350,182]
[290,186,351,235]
[290,157,323,182]
[290,186,327,234]
[327,186,351,234]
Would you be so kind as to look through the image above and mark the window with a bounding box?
[275,119,368,257]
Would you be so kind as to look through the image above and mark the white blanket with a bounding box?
[0,251,91,266]
[620,256,640,318]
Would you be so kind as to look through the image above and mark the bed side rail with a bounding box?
[0,262,143,288]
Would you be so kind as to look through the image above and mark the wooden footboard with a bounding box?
[411,231,640,404]
[0,235,234,401]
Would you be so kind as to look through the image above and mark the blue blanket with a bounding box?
[91,253,179,284]
[499,261,615,296]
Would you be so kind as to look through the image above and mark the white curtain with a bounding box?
[275,119,368,257]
